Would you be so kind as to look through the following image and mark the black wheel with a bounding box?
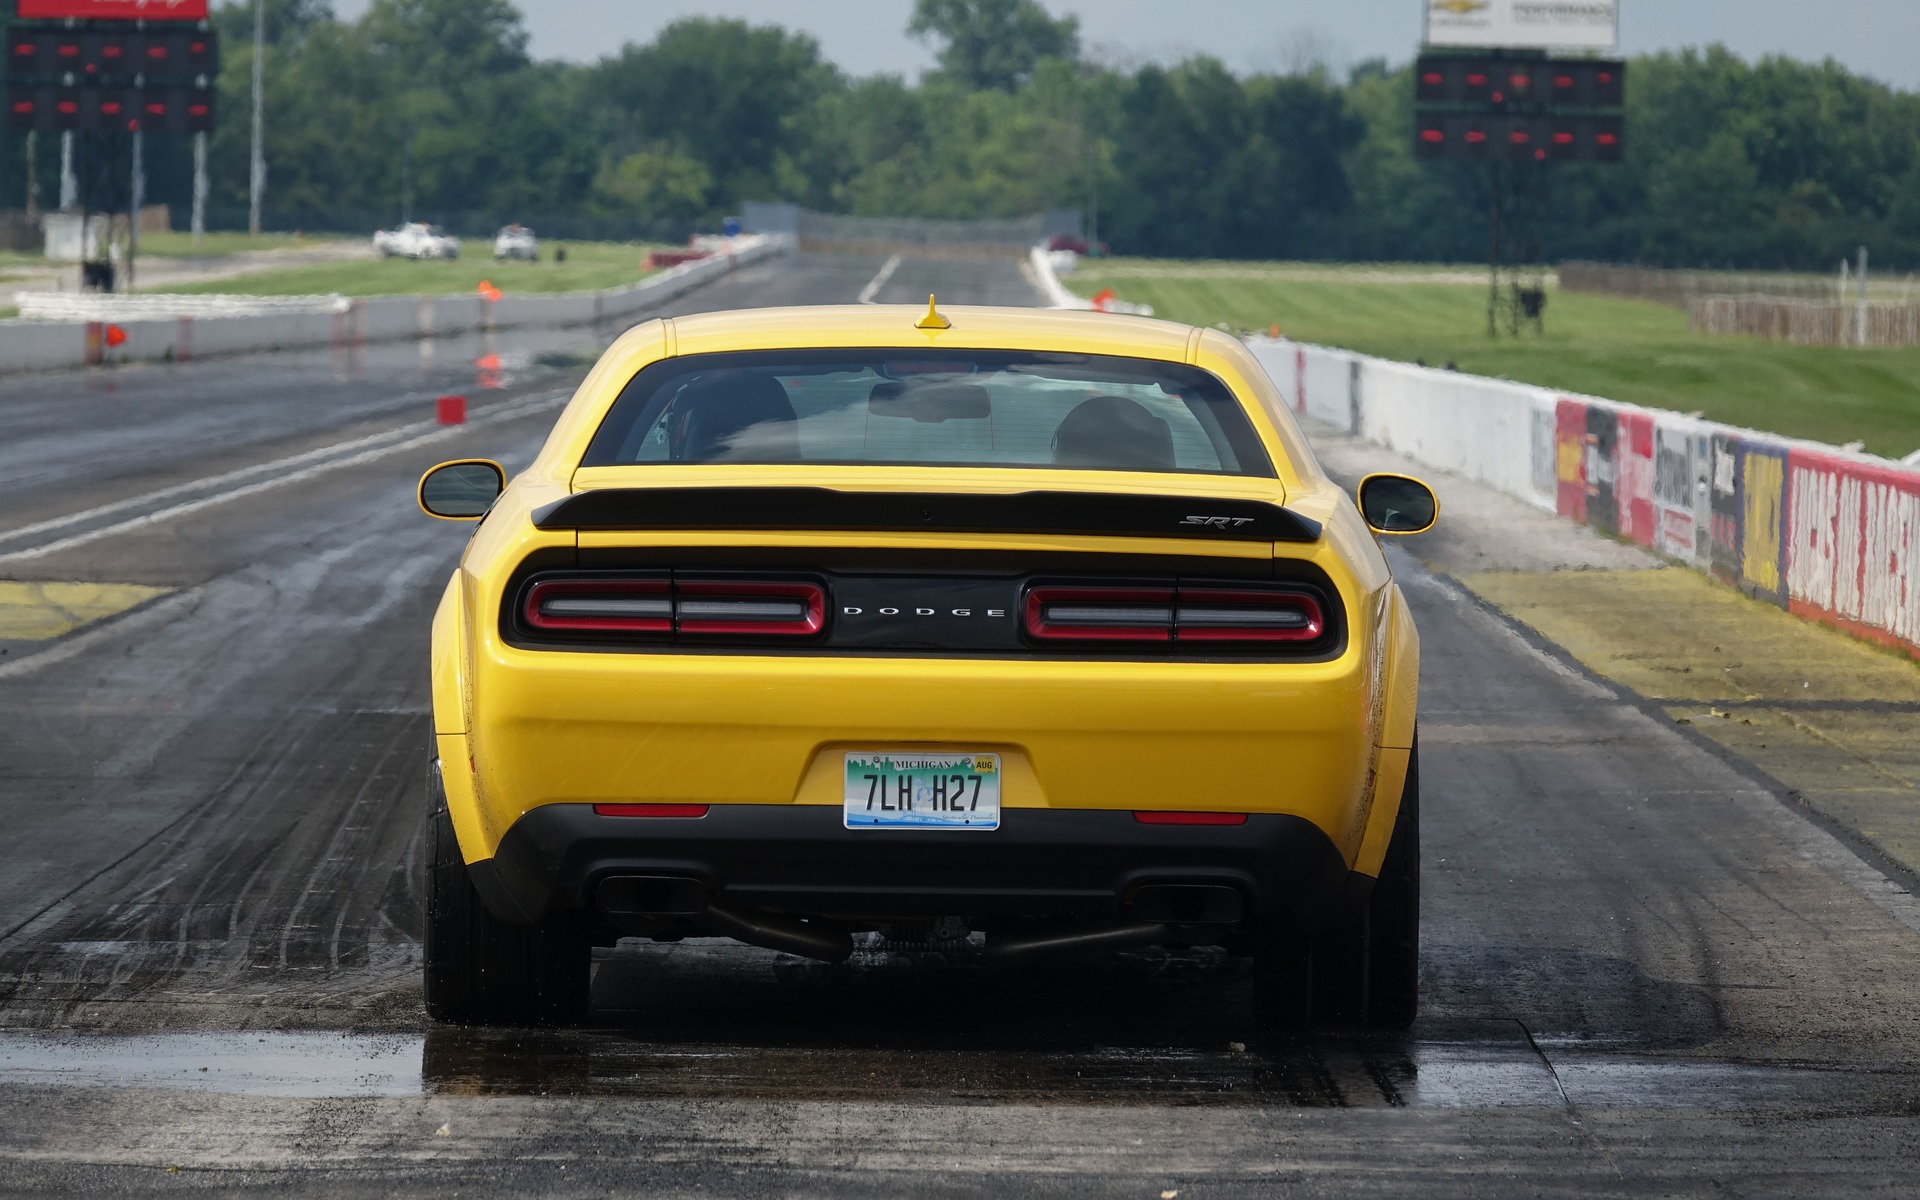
[424,761,591,1025]
[1255,739,1420,1029]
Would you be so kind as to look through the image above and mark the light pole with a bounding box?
[192,132,208,246]
[59,131,77,210]
[248,0,265,237]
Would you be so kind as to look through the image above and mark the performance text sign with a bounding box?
[16,0,209,18]
[1424,0,1618,51]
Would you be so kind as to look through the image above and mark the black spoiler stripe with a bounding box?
[532,488,1320,543]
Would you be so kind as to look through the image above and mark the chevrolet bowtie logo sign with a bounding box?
[1432,0,1490,12]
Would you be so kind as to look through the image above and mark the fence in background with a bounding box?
[1246,336,1920,661]
[1688,294,1920,347]
[1559,261,1838,307]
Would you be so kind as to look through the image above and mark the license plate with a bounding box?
[843,752,1001,830]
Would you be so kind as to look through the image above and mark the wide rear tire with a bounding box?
[424,762,591,1026]
[1255,739,1420,1029]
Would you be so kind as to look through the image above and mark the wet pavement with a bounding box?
[4,253,1920,1195]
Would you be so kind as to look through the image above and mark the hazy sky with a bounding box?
[329,1,1919,90]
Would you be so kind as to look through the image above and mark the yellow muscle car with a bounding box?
[417,299,1435,1027]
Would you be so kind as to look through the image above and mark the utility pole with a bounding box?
[59,132,76,210]
[24,132,38,223]
[400,124,414,224]
[248,0,266,237]
[129,127,144,292]
[1855,245,1869,348]
[192,132,208,246]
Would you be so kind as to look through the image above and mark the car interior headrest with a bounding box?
[1052,395,1176,471]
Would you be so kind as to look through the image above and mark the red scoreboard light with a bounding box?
[184,86,214,132]
[1414,56,1494,104]
[5,84,88,132]
[1547,60,1627,107]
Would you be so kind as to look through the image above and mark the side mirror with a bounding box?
[1357,473,1439,536]
[419,459,505,520]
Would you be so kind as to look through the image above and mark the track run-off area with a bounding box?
[3,252,1920,1196]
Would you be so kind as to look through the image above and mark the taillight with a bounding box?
[675,580,824,637]
[521,576,824,639]
[1174,589,1323,642]
[1025,587,1174,642]
[1025,585,1323,645]
[525,578,671,633]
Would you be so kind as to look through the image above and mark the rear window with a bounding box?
[580,349,1273,477]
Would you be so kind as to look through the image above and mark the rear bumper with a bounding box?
[469,802,1355,930]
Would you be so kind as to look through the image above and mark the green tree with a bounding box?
[908,0,1079,92]
[593,146,715,224]
[584,19,838,212]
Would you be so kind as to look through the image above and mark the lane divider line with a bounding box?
[0,391,569,566]
[858,254,904,305]
[0,387,569,550]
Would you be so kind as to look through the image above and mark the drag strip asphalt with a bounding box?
[4,254,1920,1196]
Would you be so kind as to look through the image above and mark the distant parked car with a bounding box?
[494,224,539,261]
[374,222,461,260]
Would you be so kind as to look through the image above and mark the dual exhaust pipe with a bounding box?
[595,875,1246,965]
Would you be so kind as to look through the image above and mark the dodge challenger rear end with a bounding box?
[417,302,1433,1028]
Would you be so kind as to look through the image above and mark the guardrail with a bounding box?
[1246,336,1920,661]
[0,233,793,376]
[14,293,352,321]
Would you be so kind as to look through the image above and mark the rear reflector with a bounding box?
[1133,811,1249,826]
[594,803,710,818]
[1026,585,1324,644]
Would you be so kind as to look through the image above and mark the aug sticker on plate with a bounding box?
[844,752,1001,830]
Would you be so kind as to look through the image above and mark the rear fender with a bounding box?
[1353,584,1419,877]
[431,571,491,865]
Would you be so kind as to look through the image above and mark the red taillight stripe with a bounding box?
[1134,811,1248,826]
[1175,589,1323,642]
[675,580,824,636]
[1025,585,1324,644]
[1026,587,1174,642]
[522,576,825,639]
[525,578,671,632]
[595,803,709,818]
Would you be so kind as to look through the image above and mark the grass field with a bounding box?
[136,231,334,258]
[1069,261,1920,459]
[165,240,664,299]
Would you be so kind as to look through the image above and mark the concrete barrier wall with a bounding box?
[1248,335,1920,660]
[0,234,791,376]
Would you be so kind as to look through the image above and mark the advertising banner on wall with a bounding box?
[16,1,209,18]
[1424,0,1619,51]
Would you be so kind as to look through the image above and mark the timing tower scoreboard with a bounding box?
[1412,0,1624,162]
[5,2,217,134]
[1413,53,1625,162]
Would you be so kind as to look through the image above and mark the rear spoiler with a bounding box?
[531,487,1320,544]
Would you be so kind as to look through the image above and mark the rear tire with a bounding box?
[1255,739,1420,1029]
[424,763,591,1025]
